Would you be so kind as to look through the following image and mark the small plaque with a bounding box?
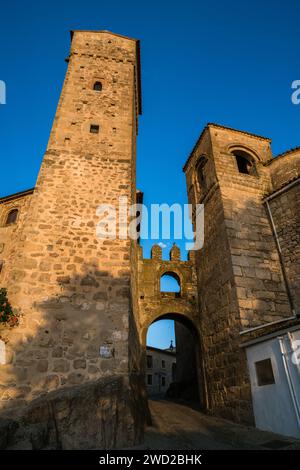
[0,340,5,365]
[100,345,113,359]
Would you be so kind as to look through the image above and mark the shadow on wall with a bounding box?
[0,263,148,449]
[166,320,200,402]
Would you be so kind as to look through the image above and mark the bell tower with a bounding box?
[184,123,292,423]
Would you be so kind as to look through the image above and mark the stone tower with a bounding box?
[0,31,145,448]
[184,124,293,423]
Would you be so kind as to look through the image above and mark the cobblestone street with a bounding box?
[138,400,300,450]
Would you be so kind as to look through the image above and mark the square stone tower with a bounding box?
[0,31,145,449]
[184,124,293,423]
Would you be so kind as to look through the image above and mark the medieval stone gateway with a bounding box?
[0,30,299,448]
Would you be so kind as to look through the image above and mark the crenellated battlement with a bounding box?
[138,243,195,263]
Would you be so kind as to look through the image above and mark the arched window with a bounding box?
[195,156,207,191]
[160,272,181,297]
[93,81,102,92]
[232,150,257,176]
[5,209,18,225]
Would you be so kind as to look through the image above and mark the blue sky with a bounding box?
[147,319,175,350]
[1,0,300,348]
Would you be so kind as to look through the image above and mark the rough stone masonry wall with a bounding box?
[185,128,253,423]
[268,152,300,313]
[137,244,198,344]
[197,186,253,423]
[184,124,297,424]
[137,244,209,407]
[0,191,34,278]
[174,321,199,400]
[0,31,145,448]
[209,126,292,328]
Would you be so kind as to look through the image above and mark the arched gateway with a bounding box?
[137,243,208,409]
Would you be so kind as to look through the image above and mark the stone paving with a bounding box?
[137,399,300,450]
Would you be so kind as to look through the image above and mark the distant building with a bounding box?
[146,343,176,397]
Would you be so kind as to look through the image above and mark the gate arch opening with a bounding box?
[145,313,206,408]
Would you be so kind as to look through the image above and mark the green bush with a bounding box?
[0,288,18,326]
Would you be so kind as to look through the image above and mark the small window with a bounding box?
[146,355,153,369]
[93,81,102,92]
[147,374,152,385]
[0,260,3,274]
[255,358,275,386]
[5,209,18,225]
[90,124,99,134]
[161,360,166,369]
[172,362,176,381]
[161,377,166,387]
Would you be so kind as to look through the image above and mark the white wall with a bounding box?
[0,340,5,365]
[246,329,300,439]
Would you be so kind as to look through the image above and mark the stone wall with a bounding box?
[210,126,292,327]
[136,244,207,406]
[1,29,300,444]
[183,123,298,424]
[0,189,34,278]
[268,186,300,312]
[137,244,198,344]
[0,30,146,448]
[267,150,300,314]
[268,148,300,191]
[0,376,136,450]
[174,321,199,400]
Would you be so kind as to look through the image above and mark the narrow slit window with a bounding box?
[146,355,153,369]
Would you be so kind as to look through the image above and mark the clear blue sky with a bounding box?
[1,0,300,348]
[147,320,175,350]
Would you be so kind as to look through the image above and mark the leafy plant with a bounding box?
[0,288,18,326]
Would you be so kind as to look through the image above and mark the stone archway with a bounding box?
[143,311,208,409]
[137,244,208,411]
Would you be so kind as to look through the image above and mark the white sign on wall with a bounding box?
[0,340,5,365]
